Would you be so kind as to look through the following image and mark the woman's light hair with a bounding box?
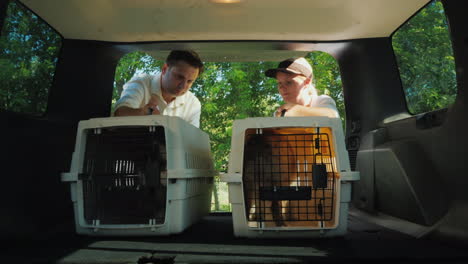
[307,82,318,97]
[301,75,318,103]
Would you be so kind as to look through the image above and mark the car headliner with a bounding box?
[18,0,431,61]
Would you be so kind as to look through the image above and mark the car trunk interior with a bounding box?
[1,0,468,263]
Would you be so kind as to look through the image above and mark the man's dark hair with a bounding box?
[166,50,204,75]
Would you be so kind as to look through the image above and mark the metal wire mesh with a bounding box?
[81,126,167,225]
[242,127,338,228]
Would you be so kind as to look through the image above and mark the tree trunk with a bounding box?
[212,176,220,211]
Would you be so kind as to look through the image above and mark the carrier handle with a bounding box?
[313,127,324,165]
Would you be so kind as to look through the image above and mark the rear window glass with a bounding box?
[113,51,343,212]
[0,1,61,115]
[392,0,456,114]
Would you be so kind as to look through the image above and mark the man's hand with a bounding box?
[143,103,160,115]
[143,95,160,115]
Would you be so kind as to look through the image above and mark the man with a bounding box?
[114,50,203,127]
[265,57,339,118]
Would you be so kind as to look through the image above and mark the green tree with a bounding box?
[192,61,280,211]
[308,52,344,119]
[392,0,456,114]
[0,1,61,114]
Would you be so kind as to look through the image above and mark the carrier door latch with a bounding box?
[61,172,78,182]
[340,171,360,181]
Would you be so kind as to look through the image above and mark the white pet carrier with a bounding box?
[222,117,359,238]
[61,116,216,236]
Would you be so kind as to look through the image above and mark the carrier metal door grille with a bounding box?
[81,126,167,225]
[243,127,339,228]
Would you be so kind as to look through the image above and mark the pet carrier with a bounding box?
[61,116,215,236]
[222,117,359,238]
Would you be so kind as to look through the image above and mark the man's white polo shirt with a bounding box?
[114,73,201,127]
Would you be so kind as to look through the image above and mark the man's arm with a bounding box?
[114,87,159,116]
[113,76,161,117]
[115,103,161,117]
[114,105,151,116]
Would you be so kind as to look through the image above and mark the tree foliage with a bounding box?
[392,0,456,114]
[192,61,279,171]
[0,1,61,114]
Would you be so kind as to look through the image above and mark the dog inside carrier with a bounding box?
[80,126,167,225]
[243,127,339,229]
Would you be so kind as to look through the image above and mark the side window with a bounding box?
[392,0,456,114]
[0,1,61,115]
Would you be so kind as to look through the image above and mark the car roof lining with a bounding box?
[19,0,430,43]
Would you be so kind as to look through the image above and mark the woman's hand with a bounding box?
[275,103,304,117]
[275,103,338,117]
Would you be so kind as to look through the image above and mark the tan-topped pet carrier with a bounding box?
[222,117,359,238]
[61,116,216,236]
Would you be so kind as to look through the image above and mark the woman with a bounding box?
[265,57,339,118]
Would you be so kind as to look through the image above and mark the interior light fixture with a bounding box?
[209,0,243,4]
